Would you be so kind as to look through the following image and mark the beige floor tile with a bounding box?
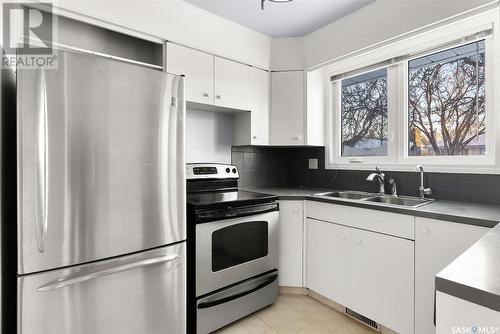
[332,320,375,334]
[214,294,378,334]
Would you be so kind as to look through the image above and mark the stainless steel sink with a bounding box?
[313,191,377,200]
[313,191,434,208]
[364,195,433,208]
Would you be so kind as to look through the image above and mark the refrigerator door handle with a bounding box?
[37,254,179,292]
[35,68,48,253]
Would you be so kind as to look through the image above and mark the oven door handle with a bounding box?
[197,273,277,309]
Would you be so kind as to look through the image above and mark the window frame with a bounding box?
[332,65,398,165]
[400,38,495,166]
[325,8,499,173]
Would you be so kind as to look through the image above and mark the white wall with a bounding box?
[55,0,272,69]
[53,0,493,74]
[270,37,304,70]
[186,110,233,164]
[303,0,493,68]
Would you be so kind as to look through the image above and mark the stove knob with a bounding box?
[225,168,230,173]
[232,168,237,174]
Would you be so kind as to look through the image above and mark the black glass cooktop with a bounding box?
[187,190,277,208]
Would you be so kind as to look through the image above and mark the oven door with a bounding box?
[196,210,279,296]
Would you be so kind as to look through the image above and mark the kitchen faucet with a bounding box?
[366,167,385,196]
[416,165,432,199]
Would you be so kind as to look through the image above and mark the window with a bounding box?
[341,68,388,157]
[408,41,486,156]
[327,15,496,172]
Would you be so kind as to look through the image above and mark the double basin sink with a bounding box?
[313,190,433,208]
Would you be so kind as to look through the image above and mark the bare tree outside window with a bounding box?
[341,68,388,157]
[408,40,486,156]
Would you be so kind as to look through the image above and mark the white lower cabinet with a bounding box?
[350,226,414,334]
[307,218,352,306]
[415,218,489,334]
[278,201,304,287]
[307,218,414,334]
[436,292,500,334]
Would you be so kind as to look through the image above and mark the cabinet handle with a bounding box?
[340,234,347,241]
[215,95,222,99]
[252,136,257,140]
[422,227,431,236]
[203,93,210,97]
[354,237,362,244]
[293,135,302,140]
[293,207,299,213]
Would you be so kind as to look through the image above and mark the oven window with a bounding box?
[212,221,268,272]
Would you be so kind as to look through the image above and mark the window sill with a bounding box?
[325,161,500,174]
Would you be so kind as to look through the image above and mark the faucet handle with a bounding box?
[423,188,432,196]
[389,178,398,197]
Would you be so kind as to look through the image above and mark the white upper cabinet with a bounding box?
[167,42,270,145]
[248,67,269,145]
[166,43,214,105]
[214,57,253,111]
[270,71,305,145]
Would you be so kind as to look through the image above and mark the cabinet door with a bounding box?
[234,67,270,146]
[415,218,488,334]
[270,71,305,145]
[307,219,351,306]
[214,57,252,111]
[350,228,414,334]
[166,43,213,105]
[278,201,303,287]
[249,67,269,145]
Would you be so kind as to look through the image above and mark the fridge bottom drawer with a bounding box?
[197,270,278,334]
[17,242,186,334]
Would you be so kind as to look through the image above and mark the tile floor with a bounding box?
[215,293,378,334]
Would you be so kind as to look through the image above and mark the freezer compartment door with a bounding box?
[17,242,185,334]
[17,50,186,274]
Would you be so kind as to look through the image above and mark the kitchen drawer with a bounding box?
[306,200,414,239]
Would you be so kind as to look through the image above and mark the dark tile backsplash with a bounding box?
[232,146,287,188]
[232,146,500,205]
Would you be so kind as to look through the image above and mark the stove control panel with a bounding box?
[186,164,239,179]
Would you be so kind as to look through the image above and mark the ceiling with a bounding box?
[183,0,376,38]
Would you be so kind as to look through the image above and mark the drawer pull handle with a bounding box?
[197,274,277,309]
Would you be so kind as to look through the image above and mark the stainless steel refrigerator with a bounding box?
[2,49,186,334]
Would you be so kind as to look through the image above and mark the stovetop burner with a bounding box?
[186,164,277,211]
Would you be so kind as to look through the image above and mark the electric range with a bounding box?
[186,163,279,334]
